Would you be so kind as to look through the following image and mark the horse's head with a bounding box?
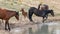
[50,10,55,17]
[38,4,42,10]
[15,11,19,20]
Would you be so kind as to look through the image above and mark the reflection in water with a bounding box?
[34,22,60,34]
[29,27,33,34]
[35,24,48,34]
[40,24,48,34]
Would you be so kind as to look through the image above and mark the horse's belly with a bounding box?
[34,13,42,17]
[34,12,43,17]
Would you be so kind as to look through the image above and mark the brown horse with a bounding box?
[0,8,19,31]
[20,8,27,18]
[38,4,49,10]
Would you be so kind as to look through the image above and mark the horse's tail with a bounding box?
[28,9,34,22]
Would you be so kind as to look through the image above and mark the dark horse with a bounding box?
[0,8,19,31]
[28,7,54,23]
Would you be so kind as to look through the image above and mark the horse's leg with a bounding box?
[29,11,33,22]
[42,17,45,23]
[42,15,48,23]
[5,20,8,30]
[8,22,10,31]
[5,20,10,31]
[46,15,48,20]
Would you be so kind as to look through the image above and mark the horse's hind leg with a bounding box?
[28,11,33,22]
[29,15,33,21]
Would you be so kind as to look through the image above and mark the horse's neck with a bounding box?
[45,10,50,15]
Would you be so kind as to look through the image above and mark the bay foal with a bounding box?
[20,8,27,18]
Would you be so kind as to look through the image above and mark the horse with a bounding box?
[28,7,54,23]
[38,4,49,10]
[20,8,27,18]
[0,8,19,31]
[38,4,42,10]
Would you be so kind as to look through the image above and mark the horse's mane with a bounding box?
[6,9,19,16]
[16,12,19,16]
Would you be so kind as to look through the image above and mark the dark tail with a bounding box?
[28,9,33,22]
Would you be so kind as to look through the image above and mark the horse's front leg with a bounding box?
[46,15,48,20]
[5,20,8,30]
[42,15,48,23]
[42,17,45,23]
[8,22,10,31]
[5,20,10,31]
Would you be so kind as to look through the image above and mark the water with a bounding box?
[34,22,60,34]
[0,22,60,34]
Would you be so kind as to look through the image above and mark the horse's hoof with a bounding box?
[5,28,8,30]
[42,22,45,23]
[8,28,11,31]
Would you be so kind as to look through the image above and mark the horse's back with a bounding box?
[0,8,17,19]
[29,7,43,16]
[29,7,37,11]
[0,8,7,18]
